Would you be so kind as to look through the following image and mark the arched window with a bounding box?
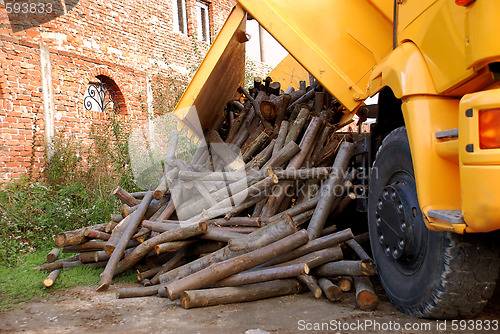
[84,75,126,115]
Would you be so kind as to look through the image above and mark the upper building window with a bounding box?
[173,0,188,35]
[196,1,210,42]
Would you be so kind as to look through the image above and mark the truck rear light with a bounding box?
[455,0,475,6]
[479,108,500,149]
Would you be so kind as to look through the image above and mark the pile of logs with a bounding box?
[35,77,379,311]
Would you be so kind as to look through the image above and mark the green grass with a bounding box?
[0,249,137,312]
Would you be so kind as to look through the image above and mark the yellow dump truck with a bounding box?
[175,0,500,318]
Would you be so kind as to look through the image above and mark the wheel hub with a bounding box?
[375,181,419,264]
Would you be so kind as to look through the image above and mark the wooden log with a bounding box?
[237,87,273,132]
[252,198,267,217]
[242,131,270,162]
[288,86,316,112]
[268,196,319,223]
[180,279,304,309]
[321,224,338,236]
[154,240,195,255]
[272,120,289,157]
[314,259,377,277]
[346,239,371,261]
[46,248,60,263]
[263,229,353,267]
[117,285,160,299]
[63,239,138,253]
[284,108,310,146]
[159,216,298,284]
[150,247,189,285]
[354,232,370,245]
[316,138,341,166]
[307,142,355,239]
[79,250,110,263]
[314,91,325,114]
[292,209,315,226]
[207,129,245,172]
[215,263,309,287]
[153,176,168,201]
[354,276,379,311]
[105,221,118,233]
[212,217,261,227]
[112,186,141,206]
[84,229,111,241]
[246,139,276,171]
[218,226,258,234]
[112,222,207,276]
[177,170,246,182]
[260,100,277,121]
[275,94,291,127]
[297,274,322,298]
[226,105,249,143]
[165,229,310,300]
[338,276,353,292]
[318,278,342,301]
[227,216,297,252]
[289,88,306,105]
[43,269,61,287]
[311,124,333,165]
[267,167,331,180]
[270,245,343,270]
[34,254,79,271]
[104,215,132,256]
[163,129,179,173]
[223,192,267,219]
[262,141,301,170]
[53,223,106,248]
[82,261,108,269]
[62,260,84,269]
[268,81,281,96]
[110,214,123,223]
[97,191,154,292]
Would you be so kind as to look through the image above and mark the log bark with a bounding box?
[237,86,273,132]
[180,279,304,309]
[113,186,141,206]
[275,94,291,127]
[297,274,322,298]
[84,229,111,241]
[270,245,343,270]
[104,215,132,256]
[267,167,330,180]
[272,120,289,157]
[79,250,111,263]
[284,108,310,146]
[268,196,319,223]
[263,141,301,170]
[307,142,355,239]
[159,216,298,285]
[97,191,154,292]
[150,247,189,285]
[165,229,310,300]
[212,217,261,227]
[154,240,194,255]
[54,223,106,248]
[354,276,379,311]
[116,285,160,299]
[311,124,333,165]
[223,192,267,219]
[105,221,118,233]
[346,239,371,261]
[206,129,245,172]
[263,229,353,267]
[246,139,275,171]
[110,214,123,223]
[318,277,342,301]
[113,222,207,276]
[46,248,60,263]
[43,269,61,287]
[242,131,270,162]
[314,259,377,277]
[214,263,309,287]
[34,255,79,271]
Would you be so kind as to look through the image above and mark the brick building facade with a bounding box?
[0,0,235,181]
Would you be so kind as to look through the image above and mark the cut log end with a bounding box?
[360,259,377,276]
[53,234,66,248]
[43,269,61,288]
[356,290,379,311]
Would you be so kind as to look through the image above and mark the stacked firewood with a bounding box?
[35,77,379,311]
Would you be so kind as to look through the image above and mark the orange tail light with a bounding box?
[479,108,500,149]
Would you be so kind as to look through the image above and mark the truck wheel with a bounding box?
[368,126,499,318]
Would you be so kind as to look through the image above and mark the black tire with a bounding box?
[368,126,500,318]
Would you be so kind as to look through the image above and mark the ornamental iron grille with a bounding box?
[84,81,117,113]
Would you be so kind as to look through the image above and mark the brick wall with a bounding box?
[0,0,235,181]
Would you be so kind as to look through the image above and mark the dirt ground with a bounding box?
[1,278,499,334]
